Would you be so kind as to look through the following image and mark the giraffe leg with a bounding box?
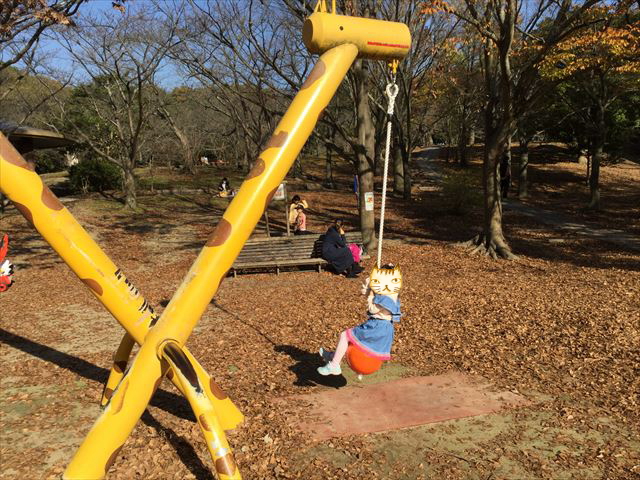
[101,333,135,407]
[161,341,241,480]
[64,345,167,480]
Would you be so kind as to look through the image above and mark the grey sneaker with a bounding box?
[317,362,342,376]
[319,347,334,362]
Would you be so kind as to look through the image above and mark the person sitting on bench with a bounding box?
[321,219,363,278]
[288,194,308,228]
[294,205,312,235]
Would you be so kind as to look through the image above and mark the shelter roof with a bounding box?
[0,121,76,150]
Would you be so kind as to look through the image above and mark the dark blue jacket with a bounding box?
[321,226,354,273]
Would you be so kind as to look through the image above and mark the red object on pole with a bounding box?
[0,233,14,292]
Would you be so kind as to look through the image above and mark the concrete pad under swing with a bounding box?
[283,372,530,440]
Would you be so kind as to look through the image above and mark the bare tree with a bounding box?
[49,6,178,209]
[371,0,457,198]
[167,1,292,173]
[173,0,393,249]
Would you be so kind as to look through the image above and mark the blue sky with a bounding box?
[12,0,187,90]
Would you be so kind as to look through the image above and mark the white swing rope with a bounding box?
[376,76,399,268]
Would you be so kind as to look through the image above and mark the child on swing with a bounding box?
[318,264,402,375]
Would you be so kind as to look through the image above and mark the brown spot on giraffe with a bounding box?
[113,360,127,374]
[246,158,265,179]
[264,186,278,213]
[0,138,32,171]
[103,387,114,401]
[111,380,129,415]
[301,60,326,90]
[209,378,228,400]
[215,453,237,477]
[41,185,64,211]
[198,414,212,432]
[12,201,34,227]
[206,218,232,247]
[104,445,123,474]
[265,131,288,149]
[82,278,103,296]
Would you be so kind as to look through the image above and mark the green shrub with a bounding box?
[441,171,482,215]
[34,150,67,174]
[68,157,121,193]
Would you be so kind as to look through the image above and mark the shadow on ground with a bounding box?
[0,328,217,479]
[274,345,348,389]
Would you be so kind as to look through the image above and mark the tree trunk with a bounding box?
[393,138,404,197]
[589,144,603,210]
[518,135,530,198]
[481,134,513,258]
[173,125,194,174]
[241,136,251,172]
[588,103,605,210]
[325,143,335,188]
[354,59,376,252]
[458,105,469,167]
[464,80,516,259]
[293,157,303,178]
[424,131,433,146]
[466,40,516,259]
[402,148,412,200]
[159,107,195,175]
[122,160,137,210]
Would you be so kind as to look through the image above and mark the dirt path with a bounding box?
[504,199,640,252]
[415,147,640,251]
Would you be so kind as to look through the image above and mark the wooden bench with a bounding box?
[231,231,367,276]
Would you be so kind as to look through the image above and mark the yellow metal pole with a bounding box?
[63,344,170,479]
[0,135,243,430]
[147,42,360,347]
[101,333,135,406]
[63,42,359,479]
[161,341,241,480]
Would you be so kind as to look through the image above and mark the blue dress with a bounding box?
[346,295,401,360]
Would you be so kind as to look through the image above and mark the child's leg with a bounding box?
[318,331,349,376]
[329,331,349,367]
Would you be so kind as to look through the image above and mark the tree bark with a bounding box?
[482,133,513,259]
[402,148,412,200]
[589,145,601,209]
[588,102,605,210]
[518,135,530,198]
[293,157,303,178]
[175,126,195,174]
[354,59,376,252]
[325,143,335,188]
[468,26,516,260]
[159,106,195,174]
[240,135,251,172]
[424,131,433,146]
[458,104,469,167]
[122,159,137,210]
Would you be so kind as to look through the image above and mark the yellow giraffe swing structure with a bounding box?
[0,2,410,478]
